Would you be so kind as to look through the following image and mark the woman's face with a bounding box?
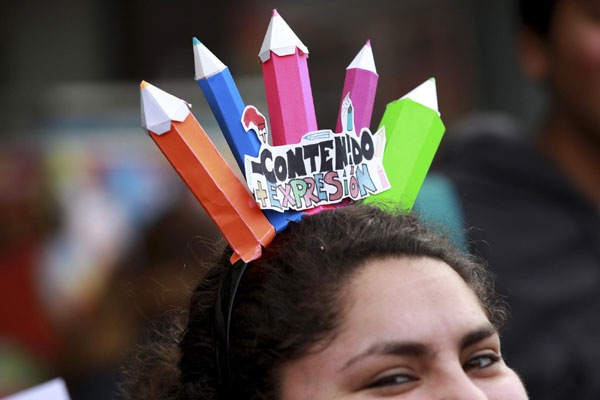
[280,257,528,399]
[535,0,600,138]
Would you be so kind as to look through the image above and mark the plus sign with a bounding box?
[254,181,268,208]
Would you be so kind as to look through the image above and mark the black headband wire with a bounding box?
[213,258,250,394]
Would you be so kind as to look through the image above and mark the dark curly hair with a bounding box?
[120,205,506,399]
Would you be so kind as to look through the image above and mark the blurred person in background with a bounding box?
[416,0,600,398]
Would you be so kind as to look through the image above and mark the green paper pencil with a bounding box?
[364,78,445,211]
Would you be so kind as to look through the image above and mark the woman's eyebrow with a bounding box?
[340,325,498,371]
[460,324,497,351]
[340,341,429,371]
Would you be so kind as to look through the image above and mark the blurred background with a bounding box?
[0,0,542,398]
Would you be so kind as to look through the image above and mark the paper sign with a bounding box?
[2,378,70,400]
[244,102,390,211]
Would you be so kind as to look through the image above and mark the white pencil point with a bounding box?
[193,38,227,80]
[140,82,190,135]
[346,41,377,74]
[401,78,439,114]
[258,11,309,62]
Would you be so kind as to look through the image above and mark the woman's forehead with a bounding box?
[280,256,496,392]
[348,256,471,298]
[341,256,489,343]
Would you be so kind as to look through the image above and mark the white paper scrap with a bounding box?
[2,378,71,400]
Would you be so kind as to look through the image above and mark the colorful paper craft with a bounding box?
[140,81,275,262]
[364,78,445,211]
[140,10,447,262]
[259,10,317,146]
[193,38,261,173]
[193,38,303,232]
[336,40,378,135]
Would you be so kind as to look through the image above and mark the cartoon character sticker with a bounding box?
[241,106,269,144]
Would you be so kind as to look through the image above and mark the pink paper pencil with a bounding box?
[336,40,378,135]
[259,9,317,146]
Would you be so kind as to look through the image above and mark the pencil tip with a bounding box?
[140,83,190,134]
[346,41,377,74]
[401,78,439,113]
[193,39,226,79]
[259,8,308,61]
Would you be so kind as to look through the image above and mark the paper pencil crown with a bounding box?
[140,10,445,263]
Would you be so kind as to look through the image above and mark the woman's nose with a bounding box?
[434,367,488,400]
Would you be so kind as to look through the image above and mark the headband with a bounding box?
[140,10,444,263]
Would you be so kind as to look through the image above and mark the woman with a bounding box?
[123,205,528,399]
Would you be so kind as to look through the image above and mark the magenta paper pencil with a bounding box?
[259,9,317,146]
[336,40,378,135]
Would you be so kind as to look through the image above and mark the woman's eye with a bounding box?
[463,353,500,372]
[364,373,416,389]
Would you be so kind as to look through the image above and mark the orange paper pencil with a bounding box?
[140,81,275,263]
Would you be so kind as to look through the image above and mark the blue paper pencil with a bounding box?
[193,37,260,172]
[193,38,303,232]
